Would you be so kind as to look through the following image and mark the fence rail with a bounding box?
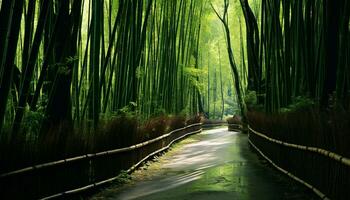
[248,126,350,200]
[201,122,227,128]
[227,123,242,131]
[249,127,350,167]
[0,123,202,199]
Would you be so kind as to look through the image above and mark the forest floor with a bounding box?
[90,127,318,200]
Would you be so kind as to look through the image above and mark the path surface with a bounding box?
[91,128,317,200]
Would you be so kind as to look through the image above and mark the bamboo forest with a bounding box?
[0,0,349,199]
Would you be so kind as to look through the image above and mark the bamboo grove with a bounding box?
[239,0,350,113]
[0,0,205,140]
[1,0,349,169]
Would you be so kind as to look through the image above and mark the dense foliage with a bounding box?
[0,0,349,179]
[240,0,349,113]
[0,0,205,143]
[0,0,211,176]
[240,0,350,166]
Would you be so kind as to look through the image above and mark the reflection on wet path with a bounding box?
[92,128,317,200]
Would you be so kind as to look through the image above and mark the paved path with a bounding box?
[91,128,317,200]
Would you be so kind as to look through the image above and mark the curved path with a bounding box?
[91,128,317,200]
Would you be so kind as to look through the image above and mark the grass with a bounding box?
[89,129,202,200]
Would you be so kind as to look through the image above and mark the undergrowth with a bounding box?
[0,114,202,174]
[247,108,350,157]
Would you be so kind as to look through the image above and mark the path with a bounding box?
[91,128,317,200]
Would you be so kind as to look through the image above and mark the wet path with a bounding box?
[91,128,317,200]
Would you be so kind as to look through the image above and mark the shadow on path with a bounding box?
[91,128,318,200]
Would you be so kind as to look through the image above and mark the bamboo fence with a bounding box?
[201,122,228,128]
[248,126,350,200]
[0,123,202,199]
[227,123,242,131]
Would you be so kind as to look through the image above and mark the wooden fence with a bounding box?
[248,126,350,200]
[0,123,202,200]
[227,123,242,132]
[201,122,227,129]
